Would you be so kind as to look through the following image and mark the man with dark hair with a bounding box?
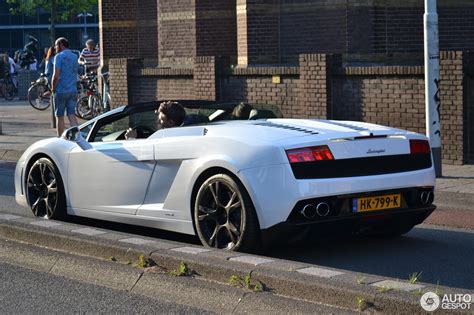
[125,101,186,139]
[51,37,79,136]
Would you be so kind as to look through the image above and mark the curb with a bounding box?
[0,212,470,314]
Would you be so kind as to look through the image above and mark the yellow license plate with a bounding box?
[352,194,401,212]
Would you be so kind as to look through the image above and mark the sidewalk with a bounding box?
[1,100,473,210]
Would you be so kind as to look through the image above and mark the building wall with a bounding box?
[99,0,158,65]
[157,0,196,65]
[195,0,236,60]
[279,0,348,63]
[332,71,425,131]
[238,0,474,65]
[129,76,195,103]
[220,75,299,119]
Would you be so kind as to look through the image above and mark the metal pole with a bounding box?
[424,0,442,177]
[83,13,88,44]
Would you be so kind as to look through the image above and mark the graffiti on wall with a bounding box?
[433,78,441,137]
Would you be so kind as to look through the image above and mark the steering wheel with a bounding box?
[130,125,155,139]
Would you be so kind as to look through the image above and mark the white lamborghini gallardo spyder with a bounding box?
[15,100,436,252]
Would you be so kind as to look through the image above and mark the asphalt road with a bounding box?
[1,160,473,290]
[0,238,351,314]
[0,261,210,314]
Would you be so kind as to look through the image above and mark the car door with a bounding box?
[68,109,159,214]
[67,139,155,214]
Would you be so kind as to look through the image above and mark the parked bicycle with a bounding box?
[28,73,51,110]
[75,72,110,120]
[0,75,15,101]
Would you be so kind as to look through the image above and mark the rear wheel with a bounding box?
[194,174,260,252]
[28,83,50,110]
[76,94,102,120]
[26,158,66,219]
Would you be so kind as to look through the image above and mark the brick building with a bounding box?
[99,0,474,165]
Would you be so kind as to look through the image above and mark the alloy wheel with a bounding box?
[196,178,246,250]
[27,160,59,218]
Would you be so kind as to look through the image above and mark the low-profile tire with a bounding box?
[194,173,261,252]
[26,157,66,220]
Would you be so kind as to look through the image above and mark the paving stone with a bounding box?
[72,227,106,236]
[200,249,241,260]
[30,220,62,228]
[49,223,83,232]
[336,273,383,285]
[97,233,131,241]
[118,237,155,245]
[371,280,425,292]
[170,246,211,255]
[229,255,274,266]
[148,241,196,251]
[296,266,345,278]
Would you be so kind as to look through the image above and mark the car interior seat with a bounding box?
[181,113,210,126]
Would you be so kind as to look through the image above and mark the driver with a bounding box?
[125,101,186,139]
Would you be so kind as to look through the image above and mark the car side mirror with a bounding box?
[63,126,81,142]
[62,126,92,150]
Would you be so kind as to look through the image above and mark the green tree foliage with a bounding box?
[7,0,98,45]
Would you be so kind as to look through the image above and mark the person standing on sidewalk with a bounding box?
[51,37,78,136]
[78,39,100,74]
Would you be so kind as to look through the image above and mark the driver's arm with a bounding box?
[124,128,137,140]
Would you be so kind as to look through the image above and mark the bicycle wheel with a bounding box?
[76,94,102,120]
[2,80,15,101]
[28,83,51,110]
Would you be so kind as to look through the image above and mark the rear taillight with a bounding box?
[410,139,431,154]
[286,145,334,163]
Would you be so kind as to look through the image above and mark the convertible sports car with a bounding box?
[15,100,436,252]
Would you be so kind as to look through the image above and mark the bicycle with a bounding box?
[28,73,88,111]
[28,73,51,110]
[0,75,15,101]
[75,72,109,120]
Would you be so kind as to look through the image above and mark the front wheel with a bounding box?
[194,174,261,252]
[76,94,102,120]
[26,157,66,219]
[28,83,51,110]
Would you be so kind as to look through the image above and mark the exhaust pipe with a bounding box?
[420,191,433,205]
[316,202,330,217]
[300,204,317,219]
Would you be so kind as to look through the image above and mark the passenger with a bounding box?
[125,101,186,139]
[231,102,253,120]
